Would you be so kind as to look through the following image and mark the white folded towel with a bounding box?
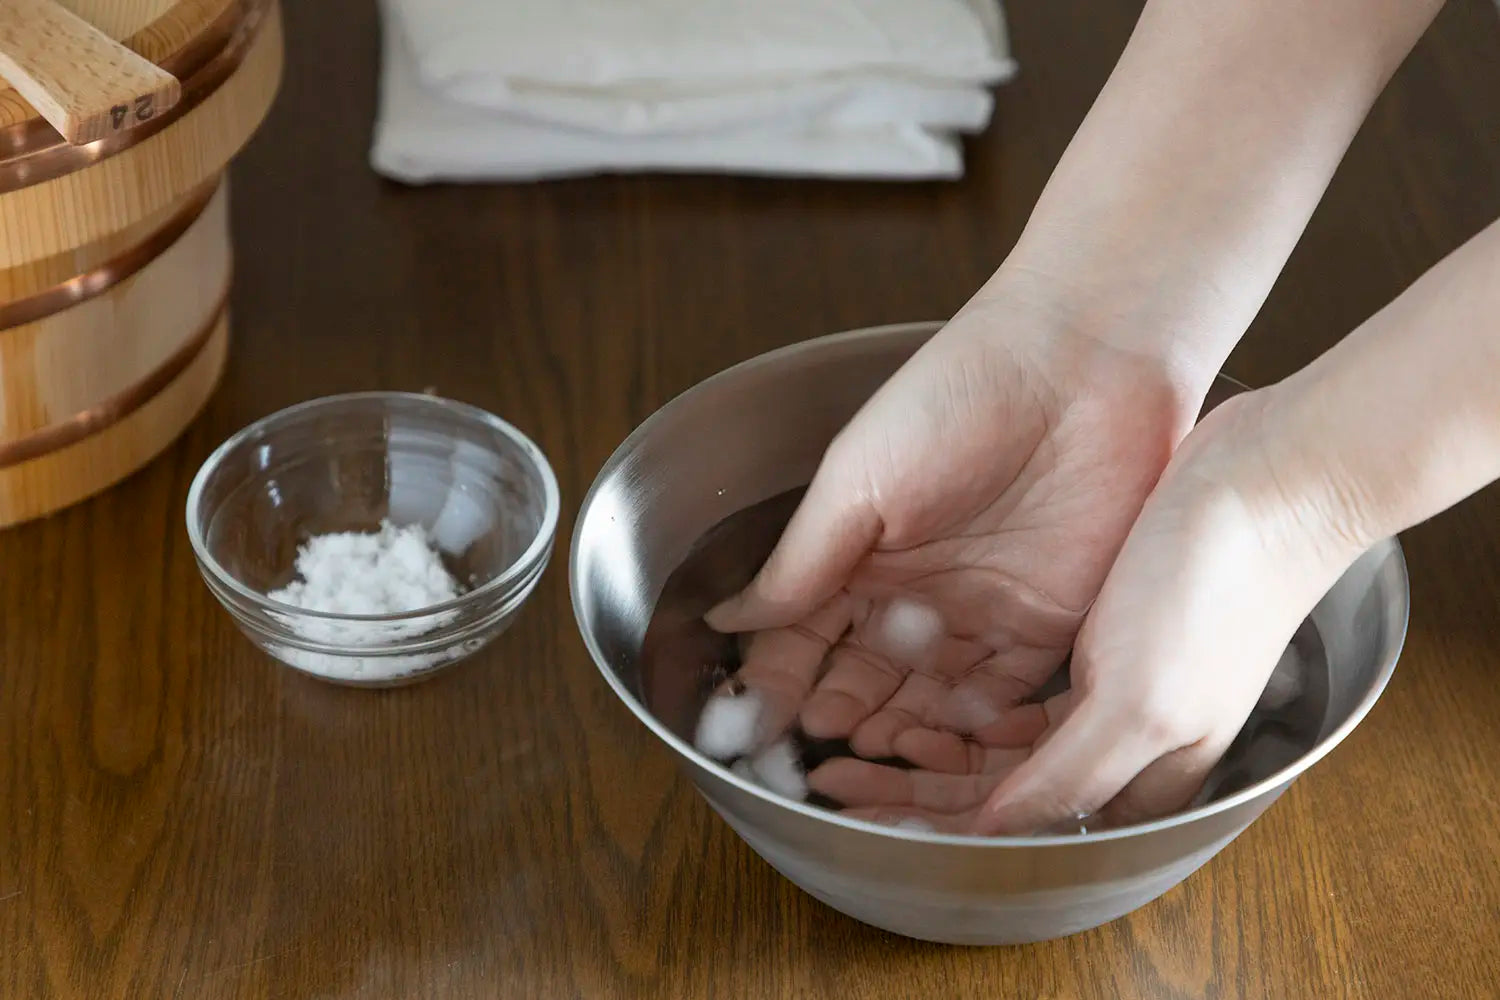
[390,0,1013,94]
[372,0,1016,182]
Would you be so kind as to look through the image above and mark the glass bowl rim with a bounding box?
[186,390,561,623]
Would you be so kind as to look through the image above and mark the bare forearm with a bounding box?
[1259,215,1500,559]
[993,0,1445,389]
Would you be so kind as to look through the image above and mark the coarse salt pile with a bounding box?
[265,520,469,683]
[270,520,460,616]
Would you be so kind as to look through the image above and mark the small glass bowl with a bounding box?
[186,392,560,687]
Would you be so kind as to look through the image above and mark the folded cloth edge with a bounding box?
[394,0,1016,93]
[372,9,981,183]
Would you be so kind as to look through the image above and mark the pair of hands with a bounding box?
[698,275,1359,835]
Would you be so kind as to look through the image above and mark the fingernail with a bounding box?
[974,794,1025,836]
[972,805,1000,835]
[703,598,739,632]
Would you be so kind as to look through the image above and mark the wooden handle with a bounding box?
[0,0,182,145]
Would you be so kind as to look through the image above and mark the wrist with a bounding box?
[1228,210,1500,568]
[1000,242,1242,403]
[1203,382,1383,578]
[956,261,1227,433]
[988,0,1444,409]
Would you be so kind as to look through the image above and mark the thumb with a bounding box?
[971,695,1163,835]
[705,461,881,634]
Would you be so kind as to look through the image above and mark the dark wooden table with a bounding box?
[5,1,1500,997]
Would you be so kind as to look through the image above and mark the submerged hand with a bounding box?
[812,390,1366,833]
[697,278,1201,781]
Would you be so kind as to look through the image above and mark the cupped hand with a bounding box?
[813,388,1368,834]
[696,276,1202,785]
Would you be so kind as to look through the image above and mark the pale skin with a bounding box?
[703,0,1496,834]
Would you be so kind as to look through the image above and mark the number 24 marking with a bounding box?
[107,94,156,130]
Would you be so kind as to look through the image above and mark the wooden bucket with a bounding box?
[0,0,282,527]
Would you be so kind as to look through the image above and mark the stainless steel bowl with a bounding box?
[570,321,1408,945]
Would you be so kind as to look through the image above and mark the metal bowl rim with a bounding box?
[569,320,1410,847]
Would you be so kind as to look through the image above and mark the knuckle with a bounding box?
[1138,701,1194,750]
[1107,682,1196,751]
[1072,651,1199,751]
[1210,391,1380,564]
[1143,709,1188,749]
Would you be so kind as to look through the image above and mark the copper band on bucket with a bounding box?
[0,177,220,330]
[0,290,230,468]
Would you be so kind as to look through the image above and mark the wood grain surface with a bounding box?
[0,0,281,269]
[2,0,1499,997]
[0,0,237,130]
[0,0,182,145]
[0,180,228,440]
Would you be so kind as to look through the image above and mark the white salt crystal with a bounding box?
[872,597,944,666]
[724,737,808,803]
[748,738,808,801]
[943,686,1000,731]
[693,690,764,759]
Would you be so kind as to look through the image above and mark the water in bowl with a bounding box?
[638,488,1330,831]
